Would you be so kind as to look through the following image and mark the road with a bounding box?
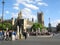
[0,33,60,45]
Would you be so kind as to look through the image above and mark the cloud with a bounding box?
[11,8,37,21]
[13,3,19,10]
[25,0,42,3]
[13,6,19,10]
[22,2,39,10]
[51,19,60,27]
[35,0,42,2]
[16,0,42,3]
[13,0,48,20]
[25,0,34,3]
[15,0,48,10]
[11,13,18,18]
[38,2,48,6]
[16,0,34,4]
[13,3,19,7]
[5,11,9,14]
[16,0,25,4]
[22,8,31,14]
[22,8,37,21]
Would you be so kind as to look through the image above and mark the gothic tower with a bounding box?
[37,11,44,26]
[18,11,22,19]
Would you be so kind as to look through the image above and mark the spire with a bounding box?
[18,10,22,19]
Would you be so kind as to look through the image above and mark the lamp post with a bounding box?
[48,18,52,32]
[2,0,5,30]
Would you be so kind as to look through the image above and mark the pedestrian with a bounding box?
[6,30,9,41]
[4,31,7,40]
[2,30,4,40]
[9,30,12,40]
[23,29,27,39]
[0,30,3,40]
[27,32,29,37]
[12,30,16,41]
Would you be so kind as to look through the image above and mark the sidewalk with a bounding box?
[29,34,53,38]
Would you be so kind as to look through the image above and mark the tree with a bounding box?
[32,23,38,31]
[32,23,43,31]
[0,23,3,29]
[56,23,60,32]
[4,22,12,30]
[0,22,12,30]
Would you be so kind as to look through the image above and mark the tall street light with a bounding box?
[48,18,52,32]
[2,0,5,30]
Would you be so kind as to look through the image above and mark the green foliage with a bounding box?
[0,23,3,29]
[43,27,48,30]
[32,23,38,29]
[32,23,43,31]
[0,22,12,30]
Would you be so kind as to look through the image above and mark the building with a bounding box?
[16,11,33,32]
[18,11,22,19]
[0,10,33,31]
[37,11,44,26]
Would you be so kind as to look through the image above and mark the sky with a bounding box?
[0,0,60,27]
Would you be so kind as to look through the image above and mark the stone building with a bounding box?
[37,11,44,27]
[11,10,33,31]
[0,10,33,31]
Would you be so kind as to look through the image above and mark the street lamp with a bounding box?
[2,0,5,30]
[48,18,52,32]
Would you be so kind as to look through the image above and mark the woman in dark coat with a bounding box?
[23,29,27,39]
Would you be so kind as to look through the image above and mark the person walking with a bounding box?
[4,31,7,40]
[6,30,9,41]
[23,29,27,39]
[12,30,16,41]
[9,30,12,40]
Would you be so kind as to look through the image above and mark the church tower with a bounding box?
[37,11,44,26]
[18,11,22,19]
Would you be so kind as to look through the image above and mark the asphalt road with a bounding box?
[0,34,60,45]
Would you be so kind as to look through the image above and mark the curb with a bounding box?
[29,34,53,38]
